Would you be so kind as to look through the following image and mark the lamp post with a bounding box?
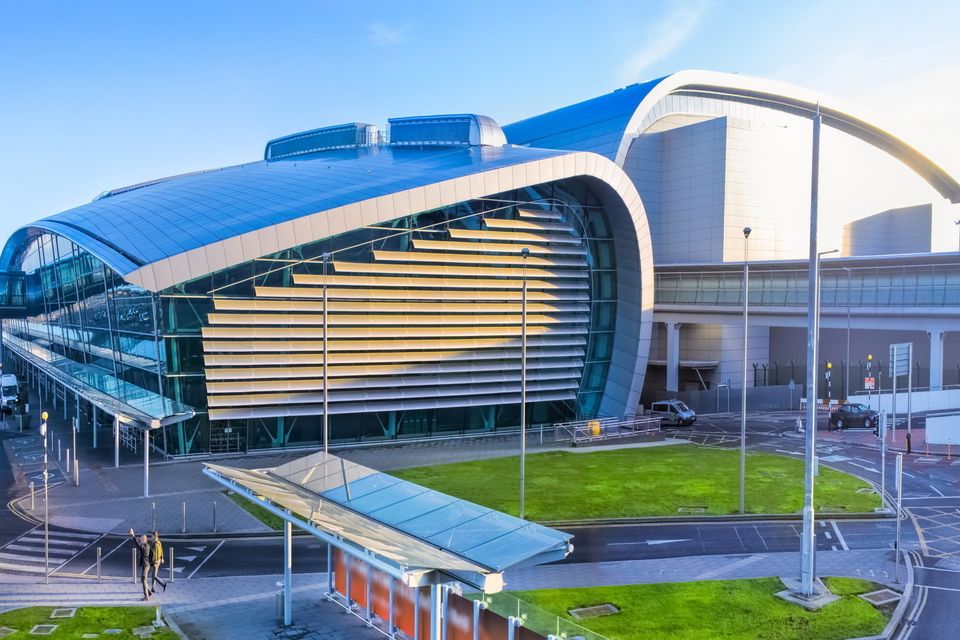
[844,267,851,400]
[322,252,331,454]
[519,247,529,520]
[740,227,751,515]
[867,354,873,410]
[40,410,49,584]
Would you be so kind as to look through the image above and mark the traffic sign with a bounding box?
[864,377,876,390]
[889,343,912,377]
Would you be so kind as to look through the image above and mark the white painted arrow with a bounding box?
[608,539,692,547]
[173,567,185,573]
[186,546,206,552]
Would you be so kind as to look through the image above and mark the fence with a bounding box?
[663,383,805,415]
[554,416,660,444]
[468,591,607,640]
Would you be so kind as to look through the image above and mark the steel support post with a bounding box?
[284,520,293,626]
[143,428,150,498]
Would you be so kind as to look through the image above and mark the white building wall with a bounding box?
[716,324,770,388]
[842,204,933,256]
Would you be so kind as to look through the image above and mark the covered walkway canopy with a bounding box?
[204,450,573,594]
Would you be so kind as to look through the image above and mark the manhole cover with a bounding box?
[819,506,845,513]
[857,487,876,494]
[569,604,620,620]
[81,635,100,639]
[29,626,58,636]
[860,589,901,606]
[50,608,76,619]
[103,630,123,635]
[0,628,17,638]
[678,506,707,514]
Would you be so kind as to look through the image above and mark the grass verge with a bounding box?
[0,606,179,639]
[392,445,880,519]
[489,577,888,640]
[225,490,284,530]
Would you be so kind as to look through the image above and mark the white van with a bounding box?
[1,374,18,415]
[650,399,696,426]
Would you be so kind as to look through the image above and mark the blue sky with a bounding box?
[1,0,958,245]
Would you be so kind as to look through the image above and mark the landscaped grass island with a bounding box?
[0,607,179,640]
[483,577,891,640]
[392,444,880,520]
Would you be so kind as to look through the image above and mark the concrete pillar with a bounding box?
[929,329,946,391]
[666,322,682,392]
[283,520,293,626]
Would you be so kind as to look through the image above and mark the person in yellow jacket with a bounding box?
[149,530,168,594]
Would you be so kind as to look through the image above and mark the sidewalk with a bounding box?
[0,550,905,639]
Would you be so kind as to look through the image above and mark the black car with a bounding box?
[829,403,878,430]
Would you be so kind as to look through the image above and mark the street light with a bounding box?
[322,252,331,454]
[843,267,851,400]
[740,226,751,515]
[519,247,530,520]
[40,410,49,584]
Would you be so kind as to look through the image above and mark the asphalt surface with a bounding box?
[0,430,36,548]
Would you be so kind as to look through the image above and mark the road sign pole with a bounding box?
[894,453,903,583]
[880,410,887,511]
[891,345,897,444]
[907,344,912,437]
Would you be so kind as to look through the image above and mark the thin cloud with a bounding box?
[366,21,412,46]
[619,0,712,82]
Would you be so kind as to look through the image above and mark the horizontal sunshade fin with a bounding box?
[289,274,587,290]
[372,250,587,268]
[254,286,589,302]
[205,369,581,394]
[208,380,579,408]
[482,218,573,232]
[411,239,587,255]
[202,335,586,353]
[517,209,564,221]
[212,298,590,314]
[203,346,585,367]
[330,261,586,279]
[207,312,589,327]
[207,390,577,420]
[447,228,582,245]
[204,357,585,381]
[201,324,587,340]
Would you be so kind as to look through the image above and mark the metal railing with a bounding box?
[554,416,660,444]
[469,591,608,640]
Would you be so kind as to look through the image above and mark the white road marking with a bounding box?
[824,531,832,540]
[609,539,692,547]
[916,584,960,593]
[930,485,945,497]
[81,537,128,576]
[916,565,960,574]
[847,462,880,474]
[187,540,224,579]
[830,520,850,551]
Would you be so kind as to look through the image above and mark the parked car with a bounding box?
[650,400,697,426]
[829,403,878,430]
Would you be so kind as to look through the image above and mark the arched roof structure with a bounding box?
[504,69,960,204]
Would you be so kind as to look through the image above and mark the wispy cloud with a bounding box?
[366,21,412,46]
[619,0,712,82]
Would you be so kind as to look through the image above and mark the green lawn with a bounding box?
[489,577,888,640]
[392,445,879,520]
[225,490,285,530]
[0,607,179,640]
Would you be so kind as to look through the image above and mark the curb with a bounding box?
[544,510,894,528]
[162,607,190,640]
[847,549,914,640]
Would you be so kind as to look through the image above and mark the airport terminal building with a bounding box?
[1,70,958,456]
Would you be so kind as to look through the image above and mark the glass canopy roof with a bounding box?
[205,450,572,580]
[3,331,194,427]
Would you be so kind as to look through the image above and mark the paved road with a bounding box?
[0,430,38,548]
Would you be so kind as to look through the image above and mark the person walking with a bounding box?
[128,528,152,601]
[150,531,167,594]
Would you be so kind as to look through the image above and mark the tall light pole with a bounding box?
[322,252,331,453]
[519,247,529,520]
[800,105,822,598]
[40,411,49,584]
[844,267,851,399]
[740,227,751,515]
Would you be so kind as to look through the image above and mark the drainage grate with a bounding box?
[569,604,620,620]
[0,628,17,638]
[29,626,58,636]
[50,608,76,619]
[677,506,707,514]
[860,589,901,606]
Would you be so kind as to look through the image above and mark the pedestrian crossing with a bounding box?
[0,527,101,575]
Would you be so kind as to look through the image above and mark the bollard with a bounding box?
[151,502,156,532]
[74,459,79,487]
[97,546,102,584]
[66,449,71,473]
[132,547,137,584]
[213,501,217,533]
[169,547,174,583]
[30,482,35,510]
[181,501,186,534]
[58,439,61,461]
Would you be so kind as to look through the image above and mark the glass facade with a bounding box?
[153,177,618,454]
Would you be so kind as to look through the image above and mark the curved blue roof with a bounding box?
[8,144,568,276]
[503,76,666,159]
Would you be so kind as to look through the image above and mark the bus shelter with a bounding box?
[203,450,573,640]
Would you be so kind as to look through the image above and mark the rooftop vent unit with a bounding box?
[388,114,506,147]
[264,122,379,161]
